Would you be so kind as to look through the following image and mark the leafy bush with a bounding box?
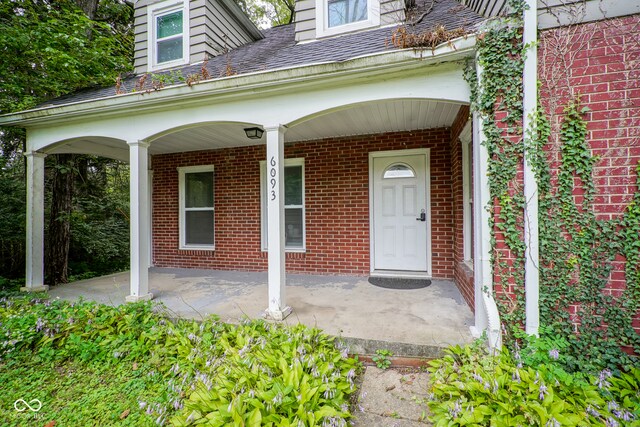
[427,344,640,427]
[0,276,24,295]
[0,297,360,426]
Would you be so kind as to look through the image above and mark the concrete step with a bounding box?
[337,336,451,359]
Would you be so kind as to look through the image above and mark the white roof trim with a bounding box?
[0,34,476,127]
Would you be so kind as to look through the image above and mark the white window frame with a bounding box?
[260,158,306,252]
[316,0,380,38]
[147,0,189,72]
[178,165,215,250]
[460,123,473,265]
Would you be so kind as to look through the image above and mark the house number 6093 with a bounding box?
[269,157,277,201]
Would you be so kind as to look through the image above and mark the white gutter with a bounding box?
[523,0,539,337]
[473,59,502,350]
[0,34,477,128]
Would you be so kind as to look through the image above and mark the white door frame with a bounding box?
[368,148,432,277]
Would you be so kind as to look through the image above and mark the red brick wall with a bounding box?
[449,106,474,311]
[537,14,640,330]
[151,128,455,278]
[540,14,640,224]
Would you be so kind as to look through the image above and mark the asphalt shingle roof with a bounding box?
[40,0,483,107]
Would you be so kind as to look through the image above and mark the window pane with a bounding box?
[328,0,367,27]
[328,0,347,27]
[185,172,213,208]
[285,208,303,247]
[157,11,183,39]
[383,163,415,179]
[186,211,214,245]
[285,166,302,205]
[157,37,183,63]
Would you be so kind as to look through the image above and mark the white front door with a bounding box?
[371,151,430,273]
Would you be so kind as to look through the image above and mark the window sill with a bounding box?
[148,58,189,73]
[180,245,215,251]
[316,19,379,38]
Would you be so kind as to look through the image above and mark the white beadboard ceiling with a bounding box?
[44,100,462,160]
[149,100,461,155]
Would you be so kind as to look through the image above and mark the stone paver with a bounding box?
[352,366,431,426]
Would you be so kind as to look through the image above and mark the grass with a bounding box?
[0,356,163,426]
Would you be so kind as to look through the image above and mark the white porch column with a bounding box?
[523,0,540,337]
[22,151,48,292]
[126,141,153,302]
[471,61,502,349]
[264,125,292,320]
[472,110,489,333]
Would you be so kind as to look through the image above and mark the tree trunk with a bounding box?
[45,154,75,285]
[42,0,98,285]
[74,0,99,19]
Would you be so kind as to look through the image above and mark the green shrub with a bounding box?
[0,297,360,426]
[427,344,640,427]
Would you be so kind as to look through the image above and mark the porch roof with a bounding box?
[26,0,482,110]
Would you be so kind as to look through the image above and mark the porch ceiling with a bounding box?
[149,122,264,155]
[148,100,461,155]
[286,99,461,142]
[45,137,129,162]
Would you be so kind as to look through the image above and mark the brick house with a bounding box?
[0,0,638,343]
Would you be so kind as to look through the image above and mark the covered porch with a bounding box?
[49,268,474,352]
[12,40,501,347]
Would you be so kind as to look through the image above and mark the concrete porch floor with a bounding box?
[49,268,474,355]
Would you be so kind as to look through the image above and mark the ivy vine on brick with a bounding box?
[465,0,640,371]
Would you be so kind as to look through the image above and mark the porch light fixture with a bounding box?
[244,127,264,139]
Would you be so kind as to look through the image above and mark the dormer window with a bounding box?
[328,0,367,27]
[316,0,379,38]
[148,0,189,71]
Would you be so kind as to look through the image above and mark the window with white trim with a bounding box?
[178,166,214,250]
[148,0,189,71]
[260,158,305,251]
[316,0,379,38]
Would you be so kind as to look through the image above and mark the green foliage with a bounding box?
[0,0,132,114]
[0,356,162,426]
[371,349,393,370]
[68,160,130,278]
[465,0,640,371]
[0,156,26,279]
[0,0,134,285]
[235,0,294,28]
[535,101,640,372]
[0,297,361,426]
[464,0,528,335]
[427,344,640,427]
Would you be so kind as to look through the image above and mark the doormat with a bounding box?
[368,277,431,290]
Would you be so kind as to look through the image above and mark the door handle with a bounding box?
[416,209,426,222]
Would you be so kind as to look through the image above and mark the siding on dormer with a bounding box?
[134,0,261,74]
[294,0,316,42]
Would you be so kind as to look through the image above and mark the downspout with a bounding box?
[523,0,540,337]
[473,59,502,350]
